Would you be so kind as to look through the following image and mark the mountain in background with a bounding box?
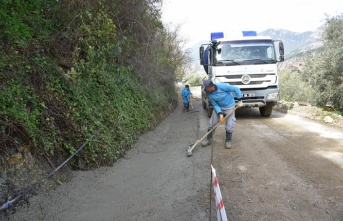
[188,26,324,67]
[259,27,323,55]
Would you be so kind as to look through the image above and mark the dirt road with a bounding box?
[4,87,343,221]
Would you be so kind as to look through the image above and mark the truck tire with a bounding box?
[259,103,273,117]
[207,107,213,118]
[201,91,207,109]
[202,100,206,109]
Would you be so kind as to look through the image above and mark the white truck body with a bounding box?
[200,32,284,117]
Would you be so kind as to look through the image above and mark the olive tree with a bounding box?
[303,14,343,109]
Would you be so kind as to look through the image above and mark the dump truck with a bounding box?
[200,31,284,117]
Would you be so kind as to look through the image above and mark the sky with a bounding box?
[161,0,343,47]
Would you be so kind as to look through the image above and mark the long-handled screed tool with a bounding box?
[187,105,238,157]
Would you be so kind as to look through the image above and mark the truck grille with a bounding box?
[230,81,265,86]
[218,73,276,88]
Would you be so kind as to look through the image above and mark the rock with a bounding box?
[299,102,308,106]
[323,116,334,124]
[7,152,22,163]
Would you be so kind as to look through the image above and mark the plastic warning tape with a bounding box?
[211,165,228,221]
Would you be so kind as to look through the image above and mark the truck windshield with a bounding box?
[215,40,276,65]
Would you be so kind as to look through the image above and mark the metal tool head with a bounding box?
[187,145,193,157]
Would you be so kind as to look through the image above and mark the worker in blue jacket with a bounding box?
[181,84,191,112]
[201,80,243,149]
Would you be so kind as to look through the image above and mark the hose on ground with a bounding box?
[0,131,98,211]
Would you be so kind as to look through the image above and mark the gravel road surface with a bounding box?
[3,86,343,221]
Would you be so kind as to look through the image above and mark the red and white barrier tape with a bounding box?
[211,164,228,221]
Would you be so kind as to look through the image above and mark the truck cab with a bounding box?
[200,31,284,117]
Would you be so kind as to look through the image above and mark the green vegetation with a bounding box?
[1,1,342,172]
[0,0,188,169]
[279,70,316,104]
[279,14,343,115]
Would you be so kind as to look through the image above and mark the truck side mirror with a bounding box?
[199,46,204,65]
[279,42,284,61]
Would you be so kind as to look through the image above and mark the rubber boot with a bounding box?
[225,131,232,149]
[201,129,213,147]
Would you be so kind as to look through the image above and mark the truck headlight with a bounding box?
[267,93,279,100]
[270,76,277,84]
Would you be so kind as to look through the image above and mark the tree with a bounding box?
[303,14,343,109]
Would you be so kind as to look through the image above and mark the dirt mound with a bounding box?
[274,101,343,129]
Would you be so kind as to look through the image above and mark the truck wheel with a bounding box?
[259,103,273,117]
[207,107,213,118]
[202,100,206,109]
[201,92,207,109]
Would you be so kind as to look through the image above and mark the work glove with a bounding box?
[219,114,225,123]
[237,100,243,108]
